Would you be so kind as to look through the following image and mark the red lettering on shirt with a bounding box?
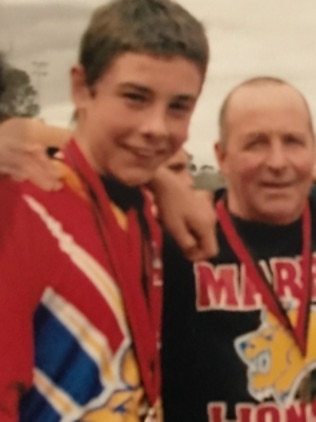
[195,262,238,310]
[207,401,316,422]
[195,254,316,312]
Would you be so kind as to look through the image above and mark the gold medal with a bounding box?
[144,399,163,422]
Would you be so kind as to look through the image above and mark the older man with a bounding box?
[163,76,316,421]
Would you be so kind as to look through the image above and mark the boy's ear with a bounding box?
[70,65,91,109]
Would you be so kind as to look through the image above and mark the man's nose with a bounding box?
[266,139,287,170]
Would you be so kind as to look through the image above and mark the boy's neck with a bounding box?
[100,175,143,212]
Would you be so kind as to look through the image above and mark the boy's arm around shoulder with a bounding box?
[151,166,218,261]
[0,117,70,190]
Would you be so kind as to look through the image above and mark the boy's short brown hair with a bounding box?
[79,0,209,87]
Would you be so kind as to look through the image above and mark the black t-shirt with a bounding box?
[162,195,316,422]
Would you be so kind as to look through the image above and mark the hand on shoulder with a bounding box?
[152,166,218,261]
[0,117,71,190]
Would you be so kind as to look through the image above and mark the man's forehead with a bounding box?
[227,84,311,125]
[230,83,304,108]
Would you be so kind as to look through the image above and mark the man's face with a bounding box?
[216,84,315,224]
[72,52,202,186]
[164,148,194,188]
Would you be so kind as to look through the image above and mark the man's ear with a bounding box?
[70,65,91,110]
[214,141,225,168]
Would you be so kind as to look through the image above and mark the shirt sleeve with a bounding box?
[0,180,45,420]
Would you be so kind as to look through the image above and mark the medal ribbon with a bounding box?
[216,199,311,355]
[65,140,162,407]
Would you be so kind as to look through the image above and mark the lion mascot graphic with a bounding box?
[81,349,144,421]
[234,305,316,406]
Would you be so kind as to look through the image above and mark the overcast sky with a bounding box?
[1,0,316,166]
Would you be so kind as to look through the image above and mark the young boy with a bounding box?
[0,0,209,420]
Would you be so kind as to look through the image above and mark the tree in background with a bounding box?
[194,165,226,192]
[0,56,4,100]
[0,54,39,122]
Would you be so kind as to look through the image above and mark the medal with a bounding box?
[144,400,163,422]
[216,198,312,356]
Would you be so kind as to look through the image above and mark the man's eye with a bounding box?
[284,134,303,145]
[245,135,268,149]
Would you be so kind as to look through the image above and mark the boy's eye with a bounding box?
[170,101,191,113]
[124,92,146,102]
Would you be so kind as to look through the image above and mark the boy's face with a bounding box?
[72,52,203,186]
